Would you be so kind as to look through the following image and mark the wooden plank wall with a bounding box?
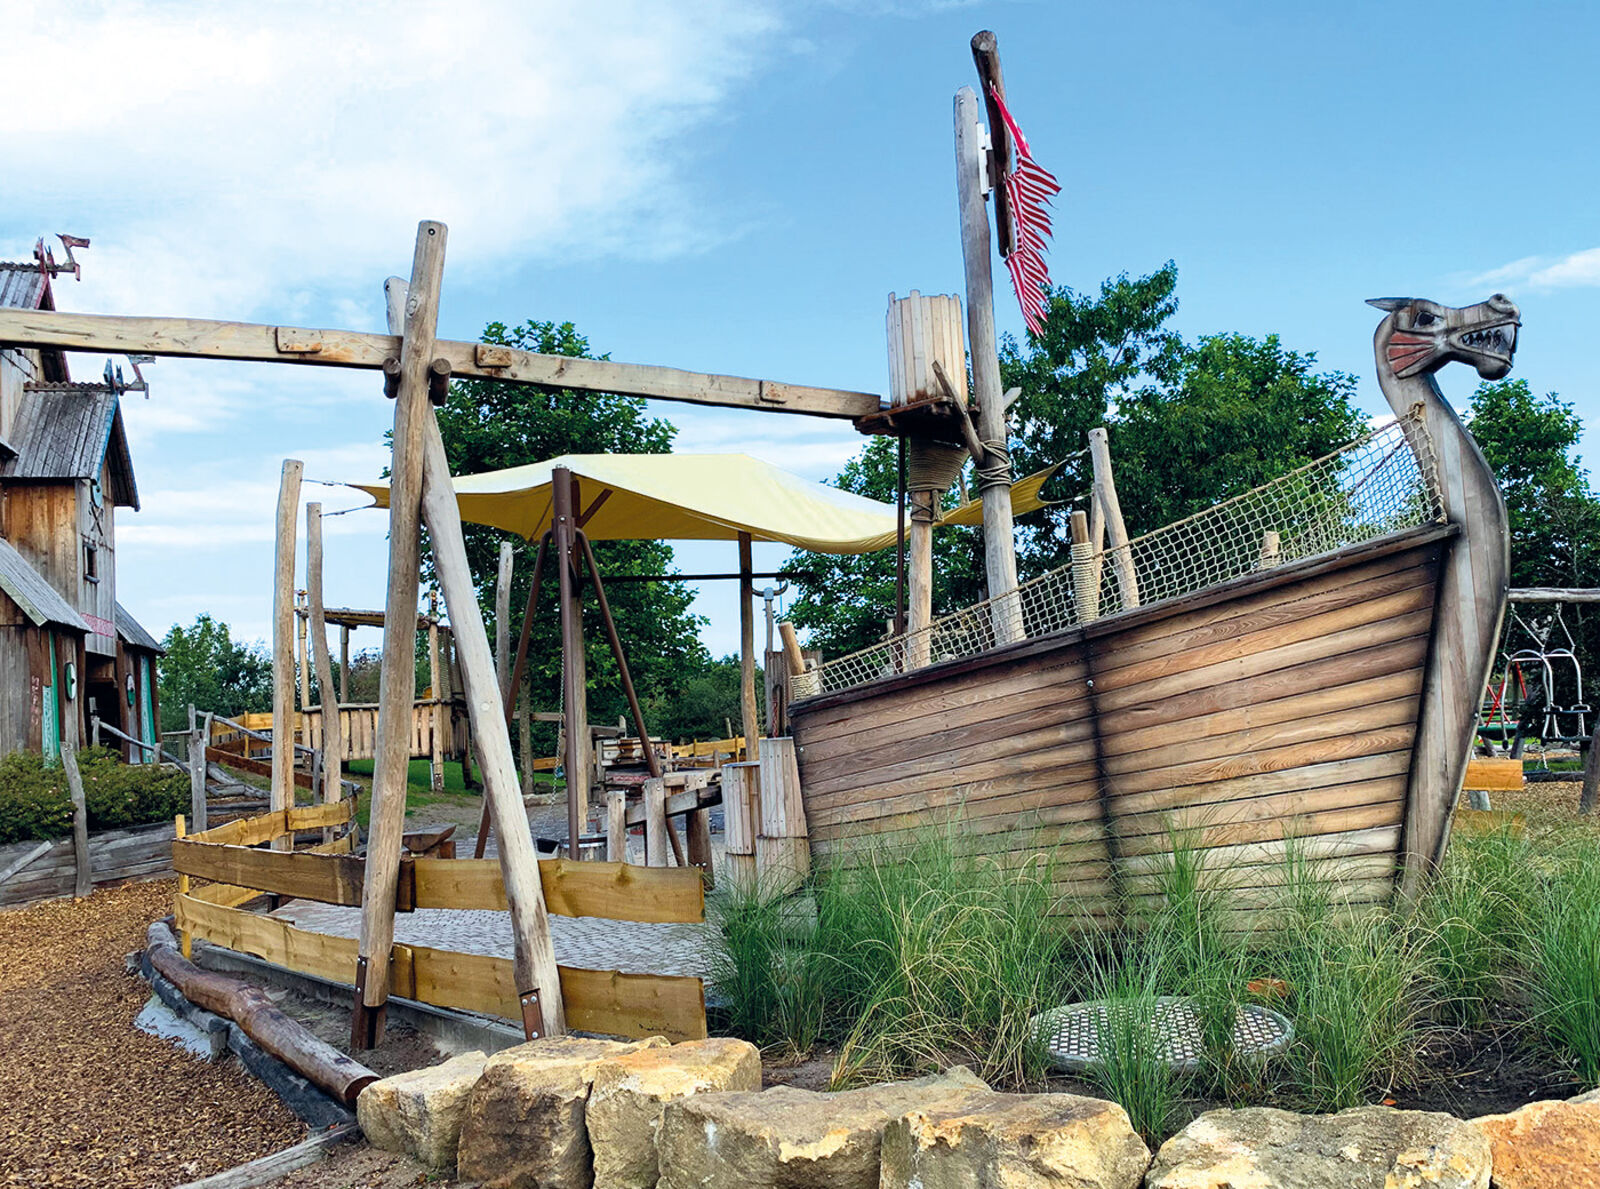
[793,531,1446,921]
[0,820,175,909]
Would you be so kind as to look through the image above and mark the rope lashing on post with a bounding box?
[974,439,1013,493]
[906,440,970,500]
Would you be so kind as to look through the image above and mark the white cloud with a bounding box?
[1468,248,1600,292]
[8,0,788,319]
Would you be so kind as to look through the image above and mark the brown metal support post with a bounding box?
[553,469,588,859]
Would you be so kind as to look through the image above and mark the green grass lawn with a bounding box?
[340,757,557,829]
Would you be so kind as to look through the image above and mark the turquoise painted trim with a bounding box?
[139,654,156,759]
[42,636,60,765]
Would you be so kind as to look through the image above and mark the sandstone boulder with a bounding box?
[1144,1106,1489,1189]
[587,1037,762,1189]
[1471,1098,1600,1189]
[656,1066,987,1189]
[457,1034,666,1189]
[880,1089,1151,1189]
[1570,1087,1600,1105]
[356,1049,488,1172]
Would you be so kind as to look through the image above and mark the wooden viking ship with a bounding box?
[789,294,1519,917]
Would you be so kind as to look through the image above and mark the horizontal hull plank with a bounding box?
[1095,609,1433,715]
[1115,801,1405,858]
[1095,547,1440,667]
[1092,584,1436,700]
[806,790,1107,844]
[1103,722,1417,800]
[1099,669,1423,763]
[1101,633,1428,739]
[1108,749,1412,819]
[1101,693,1420,780]
[1118,825,1403,875]
[800,706,1097,790]
[1111,774,1409,845]
[797,674,1090,768]
[802,735,1099,806]
[807,761,1102,828]
[797,653,1090,742]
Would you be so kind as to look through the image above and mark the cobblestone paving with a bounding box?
[271,798,723,981]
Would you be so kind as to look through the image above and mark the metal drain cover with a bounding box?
[1034,995,1294,1074]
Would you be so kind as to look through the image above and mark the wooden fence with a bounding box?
[170,801,709,1040]
[0,821,176,909]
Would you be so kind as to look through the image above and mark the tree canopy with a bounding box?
[156,614,272,730]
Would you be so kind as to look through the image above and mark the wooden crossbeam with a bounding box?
[0,308,882,420]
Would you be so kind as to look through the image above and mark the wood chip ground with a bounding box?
[0,879,306,1188]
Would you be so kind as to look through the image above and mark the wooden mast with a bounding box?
[738,532,759,760]
[954,85,1021,645]
[553,467,589,859]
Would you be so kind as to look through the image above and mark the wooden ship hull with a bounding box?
[793,525,1449,919]
[791,294,1522,921]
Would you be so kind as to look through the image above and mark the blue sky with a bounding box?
[6,0,1599,659]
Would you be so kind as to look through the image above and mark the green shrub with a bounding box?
[0,748,188,843]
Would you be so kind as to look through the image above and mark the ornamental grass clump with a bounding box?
[711,821,1067,1087]
[1524,843,1600,1086]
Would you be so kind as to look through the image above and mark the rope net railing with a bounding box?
[813,408,1442,694]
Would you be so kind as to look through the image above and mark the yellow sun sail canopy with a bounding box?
[350,453,1057,555]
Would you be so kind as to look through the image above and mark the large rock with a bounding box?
[880,1089,1151,1189]
[1570,1087,1600,1105]
[457,1035,666,1189]
[1144,1106,1489,1189]
[587,1037,762,1189]
[356,1050,488,1172]
[656,1066,988,1189]
[1470,1098,1600,1189]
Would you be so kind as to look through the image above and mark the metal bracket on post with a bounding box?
[518,987,546,1040]
[350,955,385,1051]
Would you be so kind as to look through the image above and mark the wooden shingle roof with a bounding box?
[0,538,88,631]
[115,602,164,654]
[0,383,138,508]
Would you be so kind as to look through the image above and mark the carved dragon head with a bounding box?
[1367,294,1520,381]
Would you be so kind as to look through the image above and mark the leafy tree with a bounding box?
[1467,379,1600,687]
[1111,333,1364,536]
[652,654,763,741]
[156,614,272,730]
[414,318,728,750]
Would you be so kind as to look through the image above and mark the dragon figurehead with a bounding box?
[1368,293,1521,383]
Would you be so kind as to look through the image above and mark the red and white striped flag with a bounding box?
[990,84,1060,337]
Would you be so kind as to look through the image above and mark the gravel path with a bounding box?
[0,880,305,1189]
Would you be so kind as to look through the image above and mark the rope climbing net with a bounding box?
[815,408,1442,694]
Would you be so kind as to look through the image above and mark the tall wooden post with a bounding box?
[427,591,444,795]
[496,540,514,706]
[954,86,1021,644]
[307,502,343,810]
[1088,428,1139,610]
[188,703,208,833]
[354,223,445,1049]
[394,279,567,1036]
[738,532,759,761]
[295,592,308,724]
[553,467,589,859]
[339,626,350,703]
[271,459,303,851]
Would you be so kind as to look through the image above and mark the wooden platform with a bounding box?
[791,525,1453,922]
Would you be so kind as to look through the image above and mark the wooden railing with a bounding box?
[171,803,708,1041]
